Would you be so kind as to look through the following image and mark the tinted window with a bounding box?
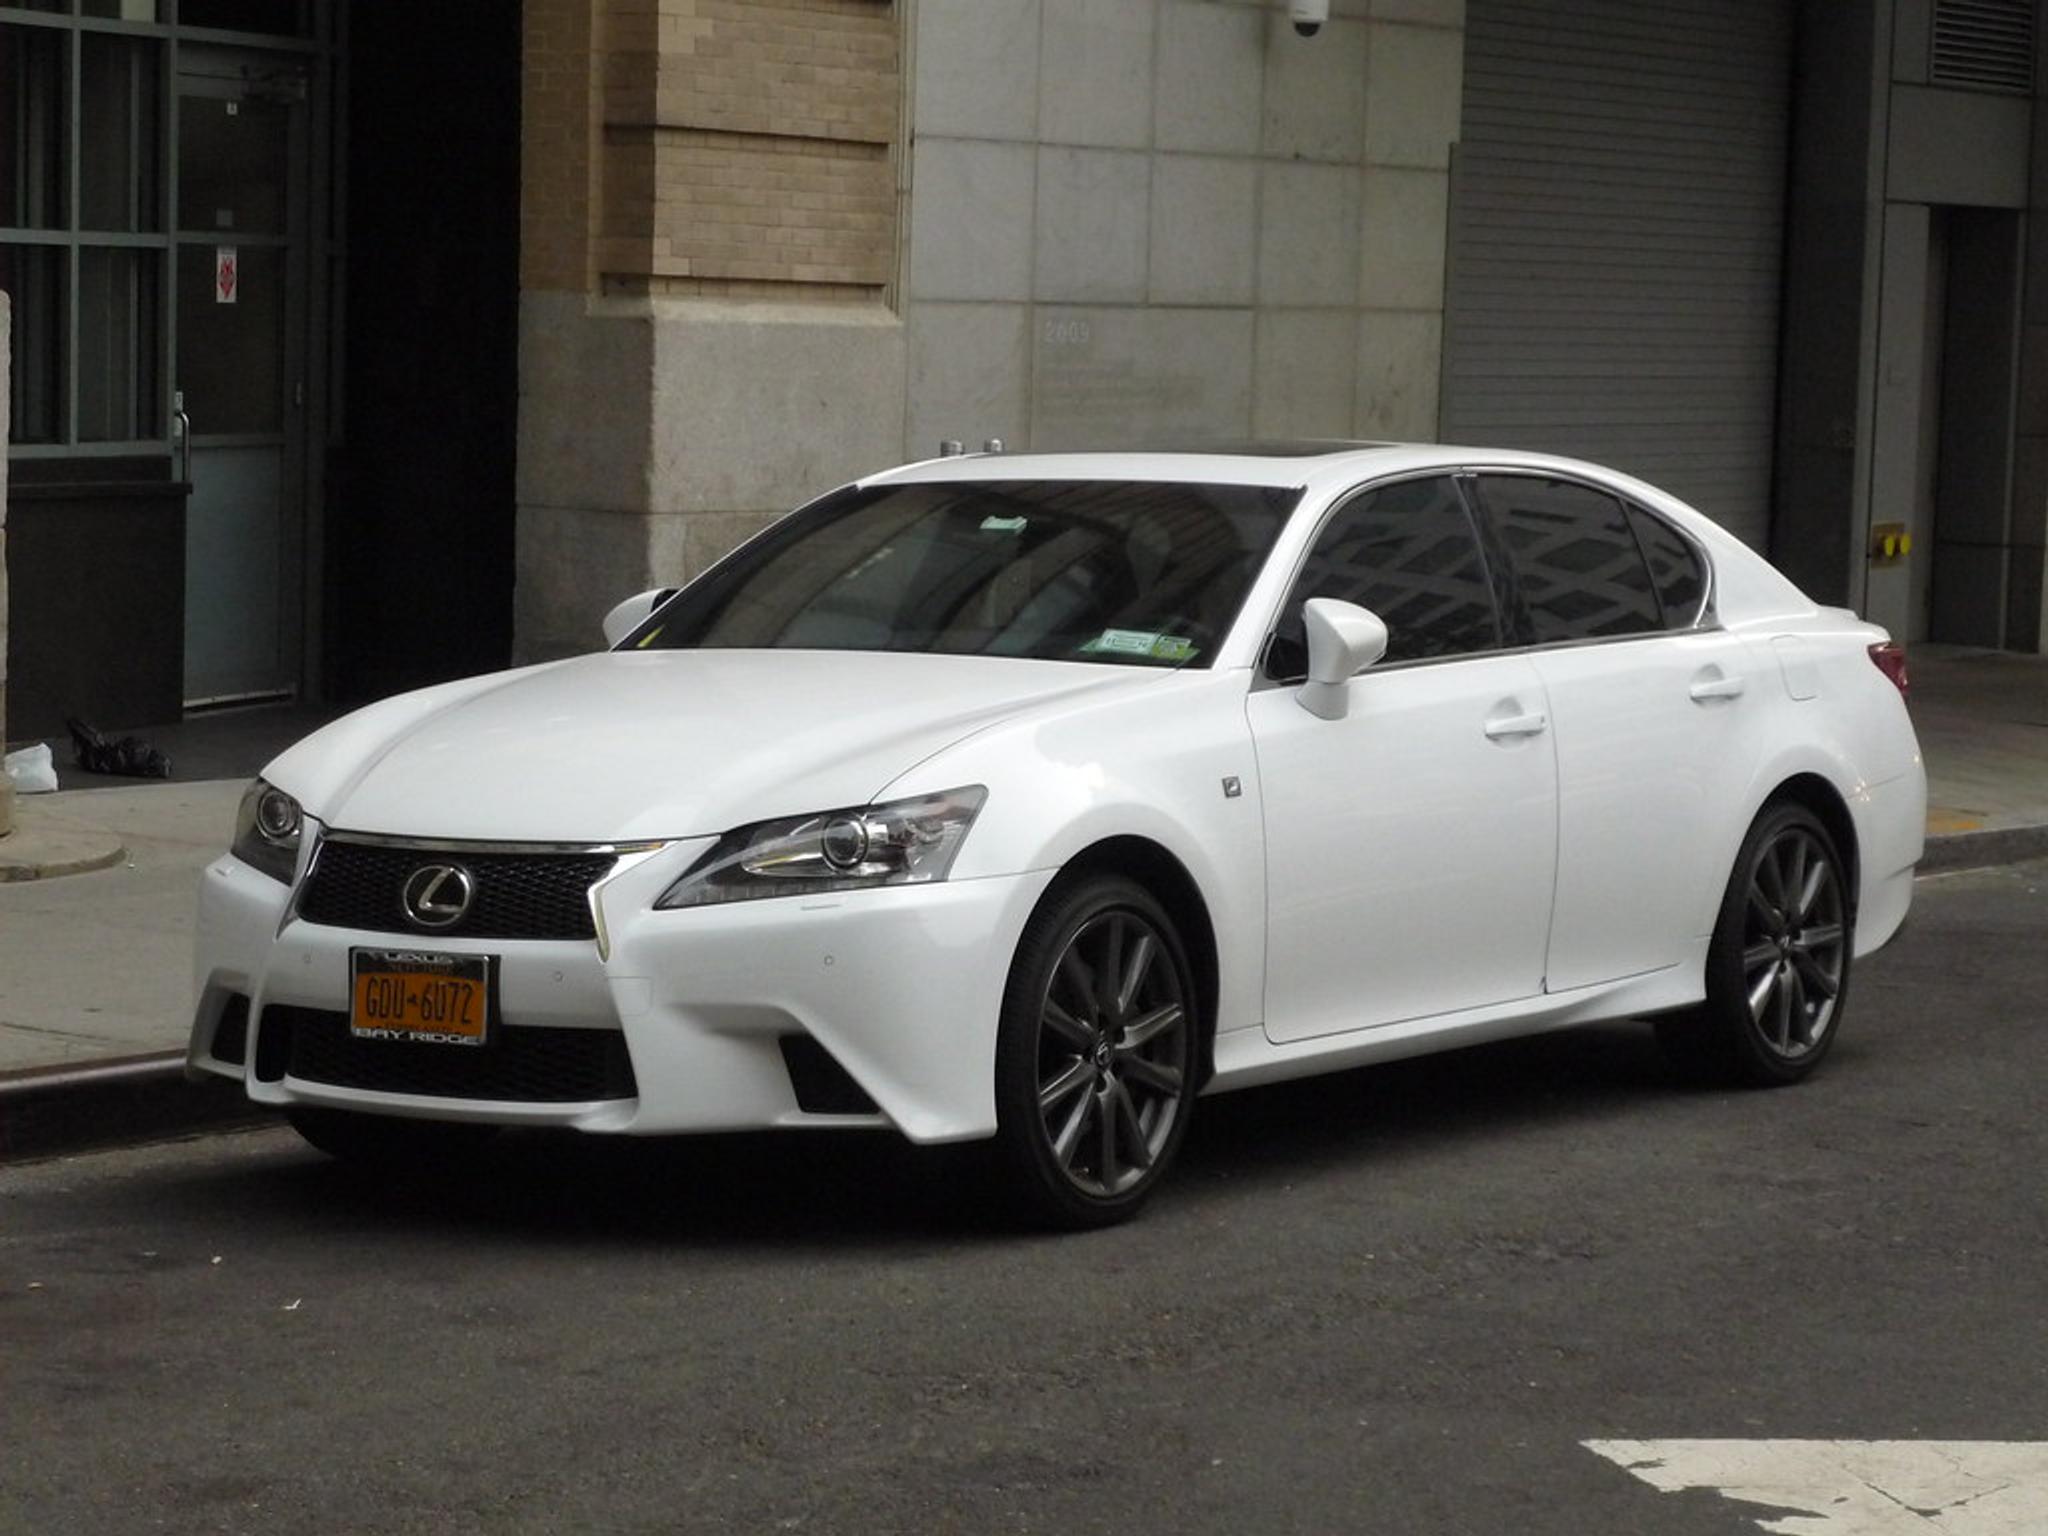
[1628,505,1709,628]
[1478,476,1662,643]
[627,479,1298,668]
[1266,476,1500,677]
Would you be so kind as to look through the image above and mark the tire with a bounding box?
[1658,800,1855,1086]
[992,874,1200,1229]
[287,1106,500,1167]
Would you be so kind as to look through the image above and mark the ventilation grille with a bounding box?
[1932,0,2035,94]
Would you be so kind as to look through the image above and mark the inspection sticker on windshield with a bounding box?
[980,515,1030,533]
[1082,629,1196,661]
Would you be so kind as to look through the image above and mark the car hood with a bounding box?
[268,650,1159,843]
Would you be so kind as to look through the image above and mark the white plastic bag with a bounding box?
[3,742,58,794]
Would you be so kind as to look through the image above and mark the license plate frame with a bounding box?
[348,949,495,1048]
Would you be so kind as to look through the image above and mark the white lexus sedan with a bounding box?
[188,444,1925,1226]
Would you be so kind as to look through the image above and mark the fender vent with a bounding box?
[211,995,251,1066]
[1932,0,2035,94]
[779,1035,880,1115]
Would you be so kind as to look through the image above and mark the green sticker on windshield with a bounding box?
[980,515,1029,533]
[1081,629,1197,662]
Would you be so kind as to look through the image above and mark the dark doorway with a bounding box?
[331,0,519,702]
[1925,207,2022,647]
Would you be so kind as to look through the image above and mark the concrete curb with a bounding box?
[3,829,2043,1166]
[0,1053,272,1163]
[0,796,126,883]
[1916,823,2048,874]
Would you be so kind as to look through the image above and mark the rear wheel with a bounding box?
[1658,800,1854,1085]
[992,875,1199,1228]
[287,1106,500,1167]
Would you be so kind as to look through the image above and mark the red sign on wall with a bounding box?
[215,246,238,305]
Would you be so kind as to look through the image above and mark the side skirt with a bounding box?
[1206,947,1706,1096]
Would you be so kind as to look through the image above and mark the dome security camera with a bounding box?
[1288,0,1329,36]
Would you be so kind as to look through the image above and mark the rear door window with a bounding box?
[1474,475,1662,644]
[1266,475,1501,678]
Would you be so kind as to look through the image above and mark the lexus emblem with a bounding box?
[402,864,475,929]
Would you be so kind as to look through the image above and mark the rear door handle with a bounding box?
[1689,672,1747,702]
[1483,710,1548,740]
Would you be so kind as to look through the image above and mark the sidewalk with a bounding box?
[2,649,2045,1156]
[1907,645,2048,846]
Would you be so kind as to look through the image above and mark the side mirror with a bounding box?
[1296,598,1389,720]
[602,588,677,648]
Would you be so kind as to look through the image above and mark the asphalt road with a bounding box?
[4,860,2045,1535]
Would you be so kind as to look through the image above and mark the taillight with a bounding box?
[1869,640,1910,698]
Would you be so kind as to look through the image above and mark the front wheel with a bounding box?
[992,875,1200,1228]
[1658,800,1855,1085]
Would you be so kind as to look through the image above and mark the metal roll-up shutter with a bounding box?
[1441,0,1794,548]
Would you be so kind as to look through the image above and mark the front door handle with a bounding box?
[1483,710,1548,740]
[1689,671,1747,702]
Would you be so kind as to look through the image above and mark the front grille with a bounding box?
[297,839,617,940]
[262,1005,637,1102]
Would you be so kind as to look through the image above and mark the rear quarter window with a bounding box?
[1627,505,1710,628]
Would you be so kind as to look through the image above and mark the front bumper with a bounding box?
[187,839,1056,1144]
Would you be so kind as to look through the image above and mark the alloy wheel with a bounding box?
[1033,907,1189,1198]
[1740,825,1847,1059]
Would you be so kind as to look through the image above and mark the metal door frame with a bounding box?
[173,38,317,706]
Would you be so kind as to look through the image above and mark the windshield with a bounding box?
[624,479,1300,668]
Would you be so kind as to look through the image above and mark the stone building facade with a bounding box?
[511,0,1462,660]
[2,0,2046,742]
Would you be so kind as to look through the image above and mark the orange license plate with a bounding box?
[349,950,493,1047]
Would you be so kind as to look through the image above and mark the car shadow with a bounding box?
[111,1019,1714,1251]
[1182,1018,1685,1179]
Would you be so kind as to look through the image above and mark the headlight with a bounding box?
[231,779,304,884]
[657,786,987,909]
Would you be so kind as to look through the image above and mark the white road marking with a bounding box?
[1585,1440,2048,1534]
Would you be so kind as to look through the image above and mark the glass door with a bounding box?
[174,44,308,706]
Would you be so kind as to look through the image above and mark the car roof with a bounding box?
[868,442,1402,491]
[863,442,1673,497]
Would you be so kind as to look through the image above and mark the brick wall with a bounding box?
[522,0,600,293]
[526,0,901,302]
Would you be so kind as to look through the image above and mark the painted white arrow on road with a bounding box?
[1585,1440,2048,1534]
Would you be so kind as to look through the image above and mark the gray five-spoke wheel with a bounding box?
[1034,907,1188,1198]
[1740,823,1847,1059]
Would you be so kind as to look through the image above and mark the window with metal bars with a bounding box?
[1,14,166,447]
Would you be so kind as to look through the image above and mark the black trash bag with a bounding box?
[65,717,173,779]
